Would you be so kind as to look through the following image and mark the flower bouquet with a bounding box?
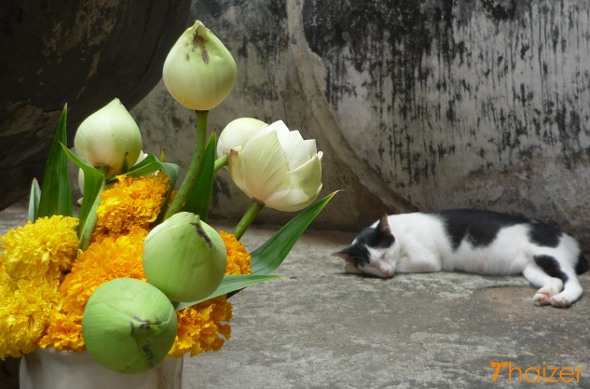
[0,20,335,388]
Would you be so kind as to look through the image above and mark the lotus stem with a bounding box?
[214,154,228,173]
[233,200,264,240]
[164,110,208,219]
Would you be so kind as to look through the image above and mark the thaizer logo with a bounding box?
[490,361,585,383]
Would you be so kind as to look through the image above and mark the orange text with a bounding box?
[490,361,584,383]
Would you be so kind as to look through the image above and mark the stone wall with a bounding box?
[133,0,590,249]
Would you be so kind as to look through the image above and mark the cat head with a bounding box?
[332,214,397,278]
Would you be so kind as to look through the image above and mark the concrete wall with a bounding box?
[133,0,590,248]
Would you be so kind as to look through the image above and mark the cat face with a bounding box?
[333,215,397,278]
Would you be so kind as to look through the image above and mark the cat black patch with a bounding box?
[527,221,561,247]
[576,253,589,275]
[336,242,370,264]
[534,255,568,282]
[435,209,524,250]
[356,224,395,249]
[337,223,395,268]
[435,209,561,250]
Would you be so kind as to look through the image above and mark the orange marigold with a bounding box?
[93,174,170,238]
[220,230,251,275]
[168,296,233,358]
[40,228,148,351]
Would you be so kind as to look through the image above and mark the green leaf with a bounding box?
[176,274,281,310]
[37,105,73,218]
[113,154,179,183]
[250,191,338,274]
[182,134,216,221]
[27,178,41,222]
[61,145,105,249]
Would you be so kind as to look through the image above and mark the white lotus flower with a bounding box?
[73,98,142,177]
[216,117,268,158]
[227,120,323,212]
[163,20,237,111]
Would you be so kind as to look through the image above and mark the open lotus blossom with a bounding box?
[216,117,268,157]
[226,120,323,212]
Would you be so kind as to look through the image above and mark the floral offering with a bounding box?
[0,18,335,380]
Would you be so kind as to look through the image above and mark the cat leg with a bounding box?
[522,264,563,306]
[532,255,581,308]
[549,273,583,308]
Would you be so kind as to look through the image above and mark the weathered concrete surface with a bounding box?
[2,202,589,388]
[186,229,590,388]
[133,0,590,251]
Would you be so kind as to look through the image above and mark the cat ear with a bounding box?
[377,214,392,236]
[332,246,355,262]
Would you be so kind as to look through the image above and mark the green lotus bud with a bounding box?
[74,98,143,177]
[163,20,237,111]
[143,212,227,302]
[82,278,178,374]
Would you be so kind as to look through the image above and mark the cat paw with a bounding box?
[533,289,554,306]
[549,295,572,309]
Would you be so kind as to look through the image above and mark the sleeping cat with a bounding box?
[333,209,588,308]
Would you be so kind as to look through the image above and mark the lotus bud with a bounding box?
[216,117,268,158]
[143,212,227,302]
[74,98,143,177]
[82,278,177,374]
[77,151,147,195]
[163,20,237,111]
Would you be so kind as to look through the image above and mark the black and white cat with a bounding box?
[333,209,588,308]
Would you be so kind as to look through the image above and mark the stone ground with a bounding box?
[1,202,589,388]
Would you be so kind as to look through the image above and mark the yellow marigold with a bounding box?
[40,228,148,351]
[93,174,170,238]
[0,278,60,359]
[220,230,251,275]
[0,215,79,281]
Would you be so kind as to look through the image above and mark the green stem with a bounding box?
[164,110,209,219]
[233,200,264,240]
[213,154,228,173]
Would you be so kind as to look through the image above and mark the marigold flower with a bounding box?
[220,230,251,275]
[0,278,60,358]
[0,216,78,359]
[168,296,233,358]
[4,179,254,359]
[93,174,170,238]
[0,215,79,280]
[40,228,148,351]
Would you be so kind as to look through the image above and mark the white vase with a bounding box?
[19,348,183,389]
